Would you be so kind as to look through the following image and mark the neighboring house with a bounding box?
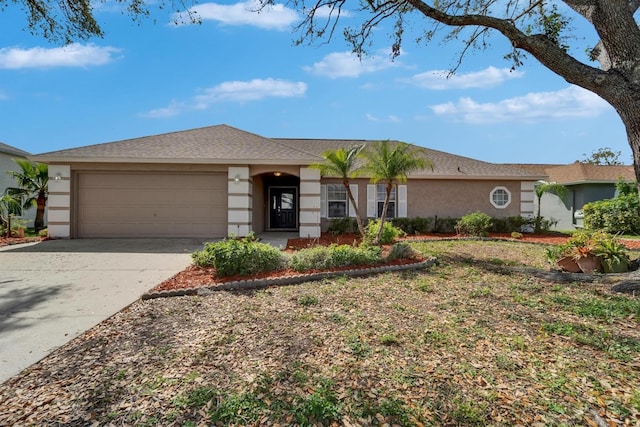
[31,124,544,239]
[516,162,636,230]
[0,142,37,226]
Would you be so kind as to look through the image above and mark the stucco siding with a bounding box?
[407,180,522,218]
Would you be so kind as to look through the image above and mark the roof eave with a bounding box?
[29,156,321,165]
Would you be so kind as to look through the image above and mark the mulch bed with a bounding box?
[0,236,46,247]
[152,232,636,294]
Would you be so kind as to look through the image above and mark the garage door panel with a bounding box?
[77,172,227,238]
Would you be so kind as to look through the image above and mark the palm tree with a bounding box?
[0,194,21,237]
[311,145,366,236]
[362,141,432,244]
[7,159,49,232]
[534,181,568,234]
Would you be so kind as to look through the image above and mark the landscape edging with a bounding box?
[142,258,436,300]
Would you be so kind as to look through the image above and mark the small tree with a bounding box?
[0,194,21,237]
[534,181,568,234]
[7,159,49,232]
[361,141,432,244]
[581,147,624,166]
[311,145,366,237]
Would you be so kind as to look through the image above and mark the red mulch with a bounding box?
[285,232,576,250]
[0,236,46,247]
[150,256,423,293]
[150,232,586,294]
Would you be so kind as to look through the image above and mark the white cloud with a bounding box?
[404,66,524,90]
[304,50,400,79]
[0,44,122,69]
[175,0,298,30]
[141,101,186,119]
[141,78,307,118]
[366,113,400,123]
[430,86,611,124]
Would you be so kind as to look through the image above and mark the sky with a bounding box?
[0,0,632,165]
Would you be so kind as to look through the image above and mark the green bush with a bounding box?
[386,242,418,261]
[327,217,358,235]
[192,234,285,277]
[364,219,405,244]
[289,246,331,271]
[391,217,433,234]
[433,216,459,233]
[490,216,535,233]
[455,211,493,237]
[583,192,640,234]
[289,244,382,272]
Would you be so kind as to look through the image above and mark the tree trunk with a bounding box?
[35,192,46,232]
[343,178,365,237]
[535,195,542,234]
[616,99,640,195]
[375,183,393,244]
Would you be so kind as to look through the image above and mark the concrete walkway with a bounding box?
[0,238,204,383]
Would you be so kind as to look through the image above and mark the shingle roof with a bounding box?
[31,124,542,179]
[274,138,541,179]
[0,142,30,157]
[33,125,323,164]
[509,162,635,184]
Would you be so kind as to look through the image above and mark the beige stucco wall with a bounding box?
[407,179,522,218]
[319,178,524,227]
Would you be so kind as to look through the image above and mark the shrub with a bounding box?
[327,217,358,235]
[391,217,433,234]
[433,216,459,233]
[386,242,418,261]
[364,219,405,244]
[289,244,382,272]
[289,246,331,271]
[38,228,48,237]
[491,216,536,233]
[455,211,493,237]
[583,192,640,234]
[192,233,285,277]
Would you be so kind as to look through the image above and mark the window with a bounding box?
[377,184,396,219]
[327,184,347,218]
[490,186,511,209]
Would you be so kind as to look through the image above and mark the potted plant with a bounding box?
[546,245,581,273]
[594,235,630,273]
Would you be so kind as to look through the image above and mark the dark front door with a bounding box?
[270,187,297,229]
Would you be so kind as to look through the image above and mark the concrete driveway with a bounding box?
[0,238,205,383]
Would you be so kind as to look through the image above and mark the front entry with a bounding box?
[269,187,297,229]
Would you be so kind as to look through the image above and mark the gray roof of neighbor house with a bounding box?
[511,162,635,185]
[31,124,543,180]
[0,142,30,157]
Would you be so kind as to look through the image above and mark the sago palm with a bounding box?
[7,159,49,231]
[362,141,432,244]
[311,145,366,236]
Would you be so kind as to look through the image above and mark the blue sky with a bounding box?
[0,0,631,164]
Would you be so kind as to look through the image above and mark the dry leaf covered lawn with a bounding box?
[1,240,639,426]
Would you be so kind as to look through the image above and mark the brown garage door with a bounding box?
[77,172,227,238]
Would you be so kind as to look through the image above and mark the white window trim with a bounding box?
[490,186,511,209]
[326,184,348,219]
[367,184,407,218]
[378,184,396,219]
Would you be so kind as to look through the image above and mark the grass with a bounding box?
[0,240,638,426]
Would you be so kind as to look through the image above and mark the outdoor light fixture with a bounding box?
[234,174,241,182]
[274,172,282,177]
[54,173,62,181]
